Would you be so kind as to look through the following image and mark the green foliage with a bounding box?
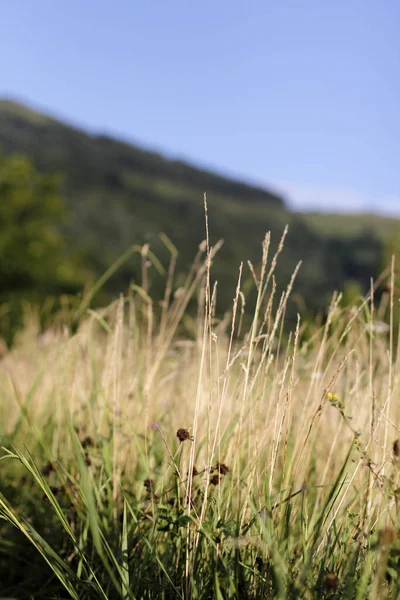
[0,443,364,599]
[1,153,66,292]
[341,280,363,307]
[0,153,86,344]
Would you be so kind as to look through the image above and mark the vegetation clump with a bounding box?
[0,226,399,599]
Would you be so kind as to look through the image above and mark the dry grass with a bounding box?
[0,223,399,598]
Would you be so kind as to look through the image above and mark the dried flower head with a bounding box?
[393,439,400,457]
[42,461,54,476]
[144,478,154,492]
[81,436,94,449]
[177,428,194,442]
[216,462,230,475]
[324,572,339,590]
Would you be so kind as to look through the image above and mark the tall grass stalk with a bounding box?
[0,229,399,599]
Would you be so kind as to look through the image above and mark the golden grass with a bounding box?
[0,220,399,597]
[1,235,399,518]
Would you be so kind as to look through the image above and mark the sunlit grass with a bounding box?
[0,223,399,599]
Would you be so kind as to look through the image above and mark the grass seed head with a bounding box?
[216,462,229,475]
[210,474,220,485]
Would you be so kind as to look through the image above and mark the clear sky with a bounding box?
[1,1,399,214]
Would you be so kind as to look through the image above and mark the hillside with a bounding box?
[0,99,284,207]
[0,98,393,321]
[302,211,399,241]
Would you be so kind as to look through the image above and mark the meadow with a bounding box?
[1,223,400,599]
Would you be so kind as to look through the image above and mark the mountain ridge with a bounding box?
[0,97,285,207]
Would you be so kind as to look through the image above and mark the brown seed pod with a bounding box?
[177,428,194,442]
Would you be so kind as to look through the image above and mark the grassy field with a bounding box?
[1,226,400,599]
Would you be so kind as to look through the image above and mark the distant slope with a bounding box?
[0,99,284,206]
[0,98,390,320]
[302,211,400,241]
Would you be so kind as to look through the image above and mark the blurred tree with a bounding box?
[0,153,86,344]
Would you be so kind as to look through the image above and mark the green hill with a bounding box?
[302,211,399,241]
[0,98,394,322]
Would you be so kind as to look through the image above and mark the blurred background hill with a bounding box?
[0,98,397,343]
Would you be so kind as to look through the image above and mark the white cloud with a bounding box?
[270,181,400,216]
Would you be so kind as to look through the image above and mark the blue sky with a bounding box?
[1,0,399,214]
